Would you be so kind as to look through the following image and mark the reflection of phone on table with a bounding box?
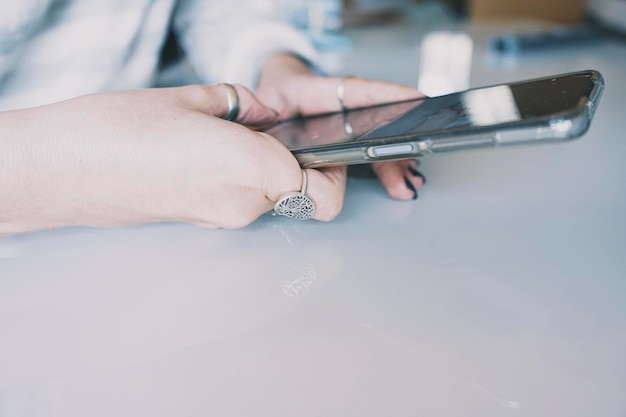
[265,70,604,168]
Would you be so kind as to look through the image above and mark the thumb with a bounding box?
[306,166,347,222]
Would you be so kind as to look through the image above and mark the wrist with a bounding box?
[0,106,85,235]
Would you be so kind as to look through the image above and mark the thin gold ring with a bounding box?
[221,83,240,121]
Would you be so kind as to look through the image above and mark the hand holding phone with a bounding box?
[265,70,604,167]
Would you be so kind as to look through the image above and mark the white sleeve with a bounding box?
[173,0,321,89]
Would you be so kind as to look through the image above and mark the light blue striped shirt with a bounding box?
[0,0,319,110]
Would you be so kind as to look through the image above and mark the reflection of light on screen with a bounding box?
[462,86,520,126]
[418,32,473,97]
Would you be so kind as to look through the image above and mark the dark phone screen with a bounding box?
[266,72,594,150]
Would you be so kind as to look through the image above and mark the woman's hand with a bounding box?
[0,84,346,235]
[256,53,427,201]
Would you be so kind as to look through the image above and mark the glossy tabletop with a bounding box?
[1,11,625,417]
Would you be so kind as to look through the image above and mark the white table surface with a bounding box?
[1,14,625,417]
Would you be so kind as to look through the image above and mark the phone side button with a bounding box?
[367,144,415,158]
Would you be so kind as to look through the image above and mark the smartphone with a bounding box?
[265,70,604,168]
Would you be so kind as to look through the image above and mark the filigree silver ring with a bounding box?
[274,170,316,220]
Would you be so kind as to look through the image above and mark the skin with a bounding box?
[0,54,425,236]
[256,54,426,201]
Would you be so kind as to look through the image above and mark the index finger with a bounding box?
[338,77,425,110]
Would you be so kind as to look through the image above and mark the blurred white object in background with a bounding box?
[588,0,626,33]
[418,31,473,97]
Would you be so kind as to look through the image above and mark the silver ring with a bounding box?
[336,76,353,112]
[221,83,240,121]
[342,112,354,137]
[274,170,316,220]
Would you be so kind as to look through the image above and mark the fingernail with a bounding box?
[408,166,427,184]
[404,177,418,200]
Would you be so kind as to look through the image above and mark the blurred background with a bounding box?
[341,0,624,27]
[289,0,625,96]
[160,0,625,96]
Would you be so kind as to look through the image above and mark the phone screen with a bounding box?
[266,72,595,150]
